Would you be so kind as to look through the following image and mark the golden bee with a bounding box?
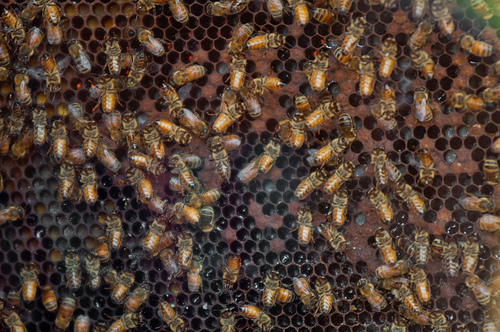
[49,120,68,164]
[459,34,492,57]
[295,168,330,199]
[431,0,454,36]
[240,305,273,331]
[108,313,142,332]
[358,55,375,96]
[367,188,393,224]
[439,238,459,277]
[102,111,123,143]
[378,37,397,79]
[294,94,311,115]
[378,276,411,291]
[304,50,328,91]
[228,54,246,91]
[222,254,241,290]
[461,236,479,275]
[212,100,246,134]
[65,249,82,290]
[483,322,497,332]
[465,274,490,306]
[155,119,192,145]
[169,64,206,87]
[41,286,57,312]
[483,159,500,185]
[375,228,397,265]
[158,302,186,332]
[206,0,250,16]
[228,23,254,55]
[10,127,33,160]
[187,258,203,292]
[32,105,47,146]
[448,92,485,112]
[395,181,425,215]
[126,167,153,201]
[104,269,136,303]
[392,283,422,314]
[296,205,313,246]
[176,231,193,270]
[279,111,306,149]
[14,69,32,106]
[39,53,67,92]
[276,286,295,304]
[408,20,432,50]
[169,156,201,192]
[399,227,430,266]
[416,148,435,186]
[330,188,348,228]
[85,252,101,290]
[305,96,340,129]
[128,150,166,175]
[308,137,349,166]
[171,201,200,225]
[94,75,124,113]
[172,107,209,139]
[74,315,90,332]
[209,135,242,182]
[81,121,99,159]
[147,228,175,258]
[478,214,500,233]
[246,33,285,51]
[237,139,281,183]
[67,39,91,75]
[0,206,21,225]
[21,0,42,23]
[121,112,139,149]
[45,19,62,45]
[412,0,426,20]
[266,0,283,20]
[5,289,21,308]
[142,217,166,255]
[102,212,123,251]
[2,9,25,44]
[375,260,410,278]
[324,161,354,194]
[337,114,357,143]
[311,7,335,24]
[470,0,493,19]
[410,49,435,80]
[18,27,44,63]
[371,147,388,186]
[315,277,336,314]
[491,135,500,152]
[262,271,280,307]
[137,28,168,57]
[79,164,98,204]
[357,278,387,311]
[320,221,348,252]
[127,51,147,88]
[410,266,430,303]
[166,0,189,23]
[248,76,285,94]
[340,16,366,55]
[287,0,309,25]
[20,262,38,303]
[159,82,183,113]
[42,0,61,26]
[55,297,76,331]
[96,141,121,173]
[95,236,111,262]
[160,248,182,278]
[124,284,151,313]
[57,163,78,201]
[220,309,236,332]
[104,37,122,77]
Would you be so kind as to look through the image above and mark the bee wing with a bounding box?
[56,57,72,75]
[78,49,92,70]
[27,67,45,80]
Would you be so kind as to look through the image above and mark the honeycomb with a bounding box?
[0,0,499,330]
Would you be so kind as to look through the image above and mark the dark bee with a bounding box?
[67,39,91,75]
[65,249,82,290]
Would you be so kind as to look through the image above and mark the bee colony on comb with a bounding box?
[0,0,499,330]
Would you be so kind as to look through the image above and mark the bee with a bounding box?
[213,101,246,133]
[126,51,147,88]
[31,105,47,146]
[382,317,407,332]
[461,236,479,275]
[241,86,263,118]
[184,189,220,209]
[169,64,206,87]
[378,276,411,291]
[65,249,82,290]
[220,310,236,332]
[416,148,435,186]
[39,53,68,93]
[448,92,484,112]
[121,112,138,149]
[309,137,349,166]
[240,305,273,331]
[311,7,335,24]
[101,213,123,251]
[187,259,203,292]
[172,107,209,139]
[45,19,62,45]
[227,23,254,55]
[2,9,25,44]
[371,148,388,186]
[429,311,448,332]
[375,260,410,278]
[20,263,38,303]
[0,206,24,225]
[21,0,42,23]
[222,254,241,290]
[491,135,500,153]
[209,135,242,182]
[262,271,280,307]
[229,54,246,91]
[165,0,189,23]
[79,164,97,204]
[158,302,186,332]
[295,206,313,246]
[398,227,430,266]
[358,55,375,96]
[340,17,366,55]
[409,266,430,303]
[206,0,250,16]
[41,286,57,312]
[483,159,500,185]
[104,37,122,77]
[295,168,329,199]
[248,76,285,94]
[14,70,32,106]
[329,188,348,228]
[73,316,90,332]
[478,214,500,233]
[465,274,490,306]
[438,238,460,277]
[10,126,33,160]
[67,39,91,75]
[101,111,123,143]
[64,148,86,167]
[412,0,426,20]
[276,287,295,304]
[484,322,497,332]
[395,181,425,215]
[148,230,176,258]
[471,0,493,19]
[409,20,432,50]
[42,0,61,26]
[158,83,183,113]
[169,157,201,192]
[80,121,99,159]
[378,38,397,79]
[324,161,354,194]
[411,49,435,80]
[155,119,192,145]
[17,27,43,63]
[392,283,422,314]
[305,96,340,129]
[304,50,328,91]
[315,277,335,314]
[124,284,151,313]
[171,202,199,225]
[375,228,396,265]
[137,28,167,57]
[160,249,182,278]
[266,0,283,20]
[287,0,309,25]
[108,313,142,332]
[279,111,306,149]
[55,297,76,331]
[95,236,111,262]
[94,75,124,113]
[357,278,387,311]
[126,167,153,201]
[142,217,166,255]
[337,114,357,142]
[237,139,281,183]
[320,222,348,252]
[460,34,492,57]
[431,0,454,36]
[85,252,101,290]
[128,151,166,175]
[367,188,393,224]
[199,206,215,233]
[50,120,68,164]
[176,231,193,270]
[246,33,285,51]
[105,269,136,303]
[96,142,121,173]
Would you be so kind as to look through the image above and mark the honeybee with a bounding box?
[410,49,435,80]
[439,238,459,277]
[96,142,121,173]
[137,28,167,57]
[409,266,430,303]
[248,76,285,94]
[375,228,396,265]
[478,214,500,233]
[239,86,261,118]
[10,127,33,160]
[14,69,32,106]
[128,150,166,175]
[460,34,492,57]
[18,27,44,63]
[296,206,313,246]
[484,322,497,332]
[148,230,176,258]
[357,278,387,311]
[304,50,328,91]
[160,249,182,278]
[378,276,411,291]
[31,105,47,146]
[45,19,62,45]
[246,33,285,51]
[141,217,166,255]
[209,135,241,182]
[324,161,354,194]
[265,0,283,20]
[431,0,454,36]
[155,119,192,145]
[237,139,281,183]
[340,17,366,55]
[371,148,388,186]
[471,0,493,19]
[74,316,90,332]
[367,188,393,224]
[227,23,254,55]
[329,188,348,228]
[169,64,206,87]
[305,96,340,129]
[428,311,448,332]
[104,37,122,77]
[42,0,61,26]
[159,83,183,113]
[55,297,75,331]
[1,309,26,332]
[121,112,138,149]
[220,310,236,332]
[206,0,250,16]
[127,51,147,88]
[309,137,349,166]
[392,283,422,314]
[165,0,189,23]
[20,263,38,303]
[448,92,484,112]
[50,120,68,164]
[124,284,151,313]
[126,167,153,201]
[172,108,209,139]
[311,7,335,24]
[186,258,203,292]
[79,121,99,159]
[41,286,57,312]
[171,201,200,225]
[158,302,186,332]
[262,271,280,307]
[483,159,500,185]
[84,252,100,290]
[409,21,432,50]
[79,164,97,204]
[382,317,407,332]
[279,111,306,149]
[108,313,142,332]
[315,277,336,314]
[0,206,24,225]
[358,55,375,96]
[100,213,122,252]
[229,54,246,91]
[65,249,82,290]
[466,274,490,306]
[287,0,309,25]
[94,75,124,113]
[169,157,201,192]
[67,39,91,75]
[213,101,246,133]
[460,236,479,276]
[105,269,136,303]
[375,260,410,278]
[416,148,435,186]
[21,0,42,23]
[2,9,25,44]
[320,221,348,252]
[95,236,111,262]
[240,305,273,331]
[378,38,397,79]
[412,0,426,20]
[491,135,500,153]
[395,181,425,215]
[38,53,68,92]
[222,254,241,290]
[295,168,330,199]
[399,227,430,266]
[57,163,78,200]
[177,231,193,270]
